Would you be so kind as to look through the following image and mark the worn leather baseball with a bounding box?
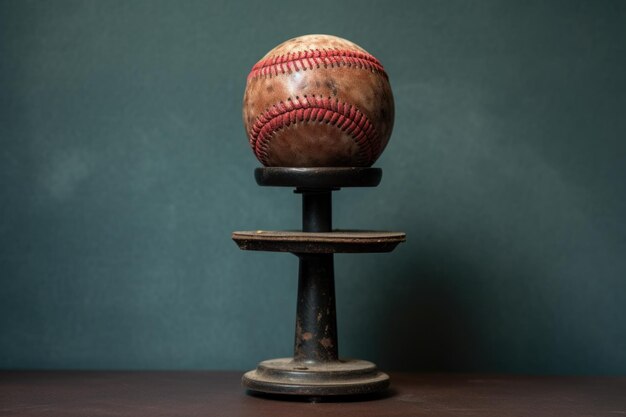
[243,34,394,167]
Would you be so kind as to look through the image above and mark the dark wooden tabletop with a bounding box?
[1,371,625,416]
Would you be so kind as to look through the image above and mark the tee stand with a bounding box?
[233,167,405,397]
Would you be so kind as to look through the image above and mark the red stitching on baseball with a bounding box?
[248,49,388,80]
[249,96,380,166]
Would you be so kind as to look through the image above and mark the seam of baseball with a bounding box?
[249,95,380,166]
[248,49,388,80]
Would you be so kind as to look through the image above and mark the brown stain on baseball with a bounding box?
[325,79,338,96]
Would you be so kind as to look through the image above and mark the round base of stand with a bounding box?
[242,358,390,396]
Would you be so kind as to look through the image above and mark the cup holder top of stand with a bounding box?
[255,167,382,188]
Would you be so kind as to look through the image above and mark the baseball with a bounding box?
[243,34,394,167]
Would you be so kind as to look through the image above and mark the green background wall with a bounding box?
[1,0,625,374]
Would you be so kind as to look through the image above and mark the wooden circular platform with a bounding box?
[232,230,406,253]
